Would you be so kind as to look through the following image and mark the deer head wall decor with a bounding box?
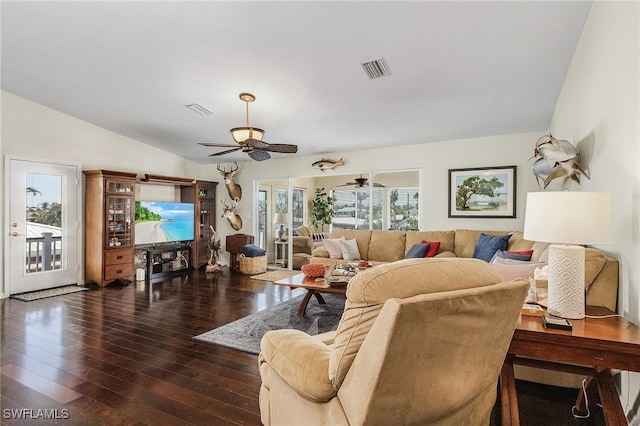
[221,198,243,231]
[217,162,242,202]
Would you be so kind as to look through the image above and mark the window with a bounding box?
[257,190,267,248]
[275,187,305,229]
[388,187,419,230]
[332,188,383,229]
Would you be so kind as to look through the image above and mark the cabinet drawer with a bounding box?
[104,263,134,280]
[105,248,132,265]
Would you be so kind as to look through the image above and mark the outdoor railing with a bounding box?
[26,232,62,273]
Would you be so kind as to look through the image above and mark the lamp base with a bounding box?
[547,244,585,319]
[277,224,285,241]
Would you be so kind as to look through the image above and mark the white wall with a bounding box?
[0,92,215,297]
[207,130,542,251]
[548,1,640,420]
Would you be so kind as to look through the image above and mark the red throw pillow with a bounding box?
[505,250,534,260]
[421,240,441,258]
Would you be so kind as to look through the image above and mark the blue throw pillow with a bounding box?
[405,243,430,259]
[472,234,511,262]
[241,244,266,257]
[490,250,532,263]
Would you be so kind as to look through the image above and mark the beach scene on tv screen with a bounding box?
[135,201,194,245]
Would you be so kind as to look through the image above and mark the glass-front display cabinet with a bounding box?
[105,179,134,248]
[84,170,137,286]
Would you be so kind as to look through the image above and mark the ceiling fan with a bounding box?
[198,93,298,161]
[337,174,385,188]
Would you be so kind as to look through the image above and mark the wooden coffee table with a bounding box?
[272,272,347,315]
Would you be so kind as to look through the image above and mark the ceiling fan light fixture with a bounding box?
[230,126,265,143]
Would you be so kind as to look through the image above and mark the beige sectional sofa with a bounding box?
[310,228,618,312]
[310,228,619,388]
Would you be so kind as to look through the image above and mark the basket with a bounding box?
[301,263,326,278]
[239,254,267,275]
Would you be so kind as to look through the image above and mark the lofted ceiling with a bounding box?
[1,1,592,164]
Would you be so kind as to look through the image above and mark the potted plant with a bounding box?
[311,187,337,233]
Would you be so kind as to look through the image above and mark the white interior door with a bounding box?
[5,157,81,294]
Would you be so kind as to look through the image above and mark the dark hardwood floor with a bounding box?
[1,268,605,425]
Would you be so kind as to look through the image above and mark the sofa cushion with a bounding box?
[340,238,361,260]
[329,258,502,390]
[405,243,430,258]
[295,225,313,237]
[473,234,511,262]
[324,238,345,259]
[331,229,372,261]
[260,329,335,401]
[368,230,406,262]
[406,231,455,255]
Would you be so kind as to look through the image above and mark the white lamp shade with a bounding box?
[273,213,288,224]
[524,192,612,245]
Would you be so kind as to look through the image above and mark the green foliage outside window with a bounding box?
[311,187,337,232]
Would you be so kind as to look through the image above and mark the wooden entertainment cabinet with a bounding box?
[180,181,218,269]
[83,170,217,286]
[143,244,191,281]
[84,170,137,286]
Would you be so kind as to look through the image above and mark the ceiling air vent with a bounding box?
[186,103,212,116]
[361,57,391,80]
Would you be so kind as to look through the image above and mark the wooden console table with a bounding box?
[500,306,640,425]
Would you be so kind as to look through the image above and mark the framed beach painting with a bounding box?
[448,166,516,218]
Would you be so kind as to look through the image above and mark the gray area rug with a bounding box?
[193,293,345,355]
[10,285,88,302]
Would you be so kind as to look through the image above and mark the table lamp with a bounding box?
[273,213,288,241]
[523,191,611,319]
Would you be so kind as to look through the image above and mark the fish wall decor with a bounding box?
[312,157,344,172]
[531,134,589,189]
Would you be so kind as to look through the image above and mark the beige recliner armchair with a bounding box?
[259,258,528,425]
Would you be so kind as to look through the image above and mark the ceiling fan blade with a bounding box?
[209,147,241,156]
[264,143,298,153]
[248,150,271,161]
[245,139,269,150]
[199,142,240,148]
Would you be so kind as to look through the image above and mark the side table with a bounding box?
[226,233,254,272]
[500,306,640,425]
[274,240,288,267]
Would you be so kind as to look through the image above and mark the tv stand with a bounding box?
[145,244,191,280]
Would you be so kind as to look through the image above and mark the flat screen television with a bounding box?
[135,201,195,246]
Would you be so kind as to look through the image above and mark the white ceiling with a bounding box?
[1,1,592,164]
